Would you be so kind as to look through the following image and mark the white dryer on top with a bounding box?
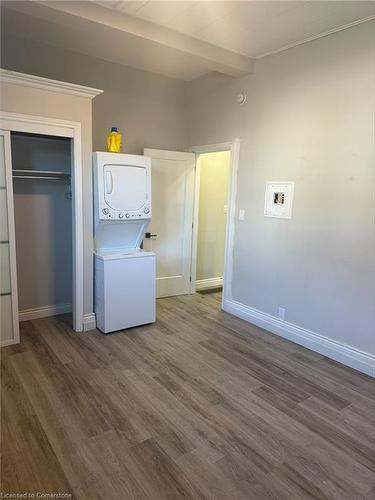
[93,152,151,251]
[94,151,151,222]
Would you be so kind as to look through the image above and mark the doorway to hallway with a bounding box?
[143,139,240,306]
[193,150,230,292]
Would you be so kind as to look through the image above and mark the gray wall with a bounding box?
[11,133,72,312]
[188,21,375,355]
[1,35,188,154]
[2,22,374,356]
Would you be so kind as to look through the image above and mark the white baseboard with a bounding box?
[83,313,96,332]
[19,305,96,332]
[19,303,72,322]
[223,298,375,378]
[196,277,223,291]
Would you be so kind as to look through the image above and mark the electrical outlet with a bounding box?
[278,307,286,320]
[239,209,245,221]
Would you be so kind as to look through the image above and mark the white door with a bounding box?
[0,130,19,346]
[143,149,195,298]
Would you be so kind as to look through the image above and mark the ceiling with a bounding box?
[2,1,374,81]
[96,1,375,58]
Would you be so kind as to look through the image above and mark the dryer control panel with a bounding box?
[100,206,151,220]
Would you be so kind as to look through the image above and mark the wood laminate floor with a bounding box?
[1,292,375,499]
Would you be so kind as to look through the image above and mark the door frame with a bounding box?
[189,139,240,307]
[0,111,84,333]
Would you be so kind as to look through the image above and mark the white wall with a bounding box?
[187,22,375,363]
[197,151,229,284]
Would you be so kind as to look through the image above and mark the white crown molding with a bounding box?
[223,298,375,378]
[256,15,375,60]
[0,69,103,99]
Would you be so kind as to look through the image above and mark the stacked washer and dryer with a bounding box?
[93,152,156,333]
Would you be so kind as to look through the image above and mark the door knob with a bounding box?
[145,232,158,239]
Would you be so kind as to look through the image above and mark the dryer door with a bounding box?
[103,164,148,212]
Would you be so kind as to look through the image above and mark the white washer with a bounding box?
[95,250,156,334]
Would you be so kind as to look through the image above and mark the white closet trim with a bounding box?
[0,111,85,333]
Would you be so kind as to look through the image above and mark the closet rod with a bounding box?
[12,169,70,178]
[13,175,70,181]
[12,169,71,181]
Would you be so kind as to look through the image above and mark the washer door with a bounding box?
[103,164,148,211]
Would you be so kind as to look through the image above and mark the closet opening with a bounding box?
[11,132,73,327]
[192,150,231,294]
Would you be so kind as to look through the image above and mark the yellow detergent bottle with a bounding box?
[106,127,122,153]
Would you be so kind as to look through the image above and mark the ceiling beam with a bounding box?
[5,1,254,78]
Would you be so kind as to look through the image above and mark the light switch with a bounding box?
[239,209,245,221]
[224,205,228,214]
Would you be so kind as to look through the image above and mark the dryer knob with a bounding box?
[102,208,109,215]
[125,213,130,218]
[118,213,124,219]
[144,207,150,214]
